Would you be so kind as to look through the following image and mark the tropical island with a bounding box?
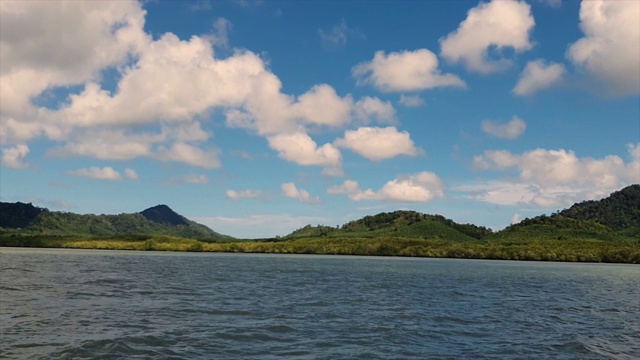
[1,185,639,263]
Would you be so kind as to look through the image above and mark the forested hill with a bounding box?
[491,184,640,241]
[558,184,640,236]
[286,185,640,242]
[287,210,493,242]
[0,202,229,240]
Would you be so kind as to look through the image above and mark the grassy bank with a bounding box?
[1,235,639,263]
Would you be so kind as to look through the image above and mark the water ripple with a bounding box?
[1,249,638,359]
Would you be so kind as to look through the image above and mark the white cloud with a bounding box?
[0,1,147,117]
[156,143,221,169]
[318,19,364,49]
[267,132,342,175]
[328,171,445,203]
[335,127,420,161]
[0,2,399,173]
[293,84,354,128]
[513,59,565,96]
[46,129,161,160]
[353,97,397,124]
[567,1,640,96]
[1,144,29,169]
[282,182,321,204]
[439,0,535,73]
[67,166,122,181]
[398,95,424,107]
[124,168,138,180]
[163,121,211,142]
[226,189,265,201]
[469,144,640,207]
[352,49,466,92]
[481,116,527,139]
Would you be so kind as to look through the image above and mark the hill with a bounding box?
[557,184,640,236]
[489,184,640,242]
[286,210,493,242]
[0,203,229,240]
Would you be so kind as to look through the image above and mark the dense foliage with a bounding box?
[287,210,492,242]
[1,235,637,263]
[0,202,45,229]
[558,184,640,236]
[0,203,229,240]
[140,204,189,226]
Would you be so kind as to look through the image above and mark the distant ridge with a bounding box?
[0,203,230,240]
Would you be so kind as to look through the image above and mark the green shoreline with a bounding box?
[2,235,638,264]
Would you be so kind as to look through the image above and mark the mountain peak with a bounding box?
[140,204,189,226]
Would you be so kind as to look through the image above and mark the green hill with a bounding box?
[0,202,229,240]
[489,184,640,243]
[287,210,492,242]
[557,184,640,236]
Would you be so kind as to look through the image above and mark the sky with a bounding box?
[1,0,639,238]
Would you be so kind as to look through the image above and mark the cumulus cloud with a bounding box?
[328,171,445,202]
[353,97,397,124]
[281,182,321,204]
[513,59,565,96]
[469,144,640,207]
[293,84,354,128]
[352,49,466,92]
[0,1,147,117]
[335,127,420,161]
[398,95,424,107]
[226,189,265,201]
[481,116,527,139]
[440,0,535,73]
[1,144,29,169]
[46,129,157,160]
[67,166,122,181]
[567,1,640,96]
[156,143,221,169]
[0,1,390,172]
[267,132,342,175]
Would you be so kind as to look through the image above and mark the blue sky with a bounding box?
[1,0,638,238]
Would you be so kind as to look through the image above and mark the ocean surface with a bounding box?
[1,248,638,359]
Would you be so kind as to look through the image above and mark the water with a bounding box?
[1,248,638,359]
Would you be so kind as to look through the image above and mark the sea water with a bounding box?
[1,248,638,359]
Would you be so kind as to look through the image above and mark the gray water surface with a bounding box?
[1,248,638,359]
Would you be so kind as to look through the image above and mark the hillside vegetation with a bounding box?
[558,184,640,236]
[287,211,492,242]
[0,203,228,240]
[1,184,638,263]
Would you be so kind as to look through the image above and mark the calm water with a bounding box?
[1,248,638,359]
